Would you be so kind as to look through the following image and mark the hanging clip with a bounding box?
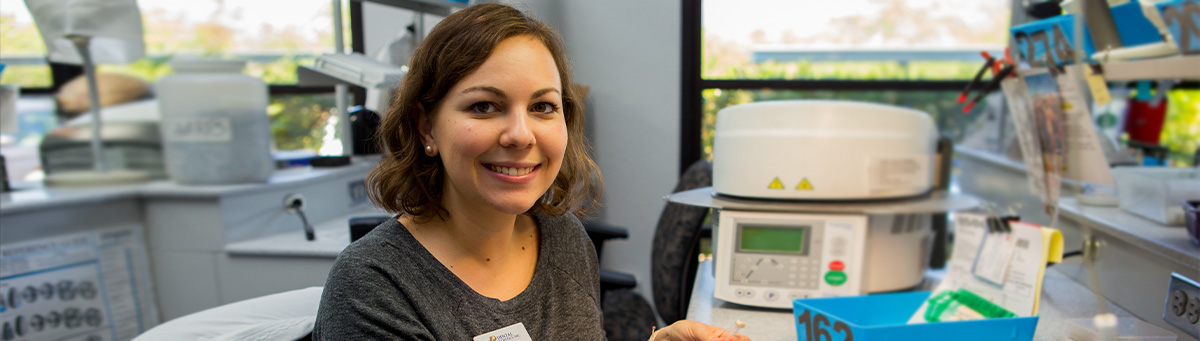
[959,56,996,105]
[985,212,1021,234]
[960,62,1015,113]
[1045,54,1065,76]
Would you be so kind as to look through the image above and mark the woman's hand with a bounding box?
[651,320,751,341]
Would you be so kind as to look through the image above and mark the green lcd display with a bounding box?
[739,225,807,254]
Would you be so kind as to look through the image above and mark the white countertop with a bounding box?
[686,260,1140,341]
[1059,197,1200,268]
[1,157,377,215]
[956,147,1199,266]
[225,208,390,258]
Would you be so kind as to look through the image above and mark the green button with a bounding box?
[825,271,847,286]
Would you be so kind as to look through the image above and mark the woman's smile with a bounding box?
[483,163,541,183]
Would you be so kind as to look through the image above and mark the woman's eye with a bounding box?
[531,102,559,114]
[470,102,499,114]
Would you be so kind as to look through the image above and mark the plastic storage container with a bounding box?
[1155,0,1200,55]
[1113,168,1200,226]
[1009,1,1165,66]
[156,59,274,184]
[792,291,1038,341]
[1066,317,1177,341]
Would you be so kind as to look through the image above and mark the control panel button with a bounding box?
[829,260,845,271]
[764,291,779,301]
[825,271,847,286]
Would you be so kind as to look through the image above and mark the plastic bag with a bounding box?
[26,0,145,64]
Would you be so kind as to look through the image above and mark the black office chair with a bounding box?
[583,221,639,295]
[349,216,391,242]
[584,221,657,341]
[651,160,713,325]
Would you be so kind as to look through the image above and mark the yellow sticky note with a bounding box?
[1033,226,1063,315]
[1085,66,1111,106]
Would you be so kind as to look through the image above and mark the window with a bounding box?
[684,0,1198,168]
[0,0,349,154]
[103,0,338,84]
[701,0,1009,81]
[0,1,51,88]
[684,0,1012,167]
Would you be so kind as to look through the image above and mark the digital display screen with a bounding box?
[739,225,807,254]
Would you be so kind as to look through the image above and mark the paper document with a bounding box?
[0,227,159,341]
[1004,69,1073,213]
[1055,65,1115,186]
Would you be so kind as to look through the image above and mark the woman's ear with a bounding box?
[416,103,438,156]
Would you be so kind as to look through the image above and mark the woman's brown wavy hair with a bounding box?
[367,3,602,220]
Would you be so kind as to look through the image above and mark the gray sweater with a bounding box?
[312,213,605,340]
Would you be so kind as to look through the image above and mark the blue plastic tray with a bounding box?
[792,291,1039,341]
[1010,2,1164,65]
[1011,14,1096,66]
[1156,0,1200,55]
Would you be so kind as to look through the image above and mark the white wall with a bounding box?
[552,1,682,305]
[365,0,683,309]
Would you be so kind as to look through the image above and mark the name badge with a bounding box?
[473,322,532,341]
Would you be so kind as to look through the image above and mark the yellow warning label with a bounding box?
[796,178,813,191]
[768,177,785,190]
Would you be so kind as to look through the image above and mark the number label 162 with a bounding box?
[796,309,854,341]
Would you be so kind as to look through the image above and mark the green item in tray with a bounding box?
[924,289,1018,322]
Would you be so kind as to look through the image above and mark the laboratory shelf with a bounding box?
[1058,197,1200,269]
[1102,55,1200,81]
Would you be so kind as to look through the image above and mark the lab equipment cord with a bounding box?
[1046,249,1083,267]
[287,197,317,241]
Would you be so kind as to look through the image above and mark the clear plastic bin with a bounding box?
[1066,317,1177,341]
[1113,168,1200,226]
[155,59,274,185]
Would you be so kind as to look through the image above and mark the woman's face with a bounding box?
[422,35,568,216]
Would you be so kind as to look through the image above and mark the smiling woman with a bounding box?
[313,4,750,341]
[422,35,570,219]
[366,4,597,221]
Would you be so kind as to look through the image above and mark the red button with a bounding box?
[829,260,845,271]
